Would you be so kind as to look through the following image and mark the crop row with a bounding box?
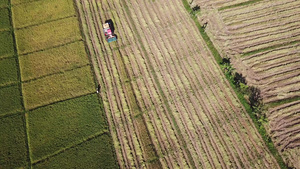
[77,0,280,168]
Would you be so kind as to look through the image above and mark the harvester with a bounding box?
[103,22,117,43]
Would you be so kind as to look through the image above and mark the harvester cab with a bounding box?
[103,22,117,43]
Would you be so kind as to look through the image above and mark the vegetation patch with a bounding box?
[32,134,118,169]
[15,17,81,55]
[22,66,95,110]
[0,8,10,31]
[12,0,75,28]
[0,114,28,168]
[0,0,8,8]
[19,41,89,81]
[0,31,14,59]
[218,0,263,11]
[27,94,108,161]
[0,85,22,115]
[0,57,18,87]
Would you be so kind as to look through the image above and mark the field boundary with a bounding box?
[181,0,287,168]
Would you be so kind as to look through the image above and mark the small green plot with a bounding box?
[22,66,95,110]
[0,57,18,87]
[0,0,8,8]
[0,85,22,115]
[33,134,118,169]
[19,41,89,81]
[0,8,11,31]
[0,31,14,59]
[28,94,108,161]
[11,0,32,5]
[15,17,81,55]
[12,0,75,28]
[0,114,28,168]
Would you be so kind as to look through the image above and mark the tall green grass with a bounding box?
[0,57,18,87]
[12,0,75,28]
[22,66,95,110]
[0,31,14,59]
[27,94,108,161]
[19,41,89,81]
[15,17,82,54]
[0,85,23,115]
[33,134,119,169]
[0,114,28,168]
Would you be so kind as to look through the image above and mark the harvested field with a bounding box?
[0,114,28,168]
[0,57,18,87]
[15,16,82,54]
[19,41,89,81]
[12,0,75,28]
[32,134,118,169]
[192,0,300,167]
[0,85,22,115]
[27,94,108,161]
[0,31,14,59]
[22,66,95,110]
[76,0,279,168]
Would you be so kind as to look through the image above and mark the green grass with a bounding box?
[33,134,118,169]
[12,0,75,28]
[268,96,300,108]
[218,0,263,11]
[22,66,95,110]
[0,57,18,87]
[11,0,35,5]
[0,0,8,8]
[15,16,82,54]
[27,94,108,161]
[19,41,89,81]
[0,31,14,59]
[0,8,10,31]
[0,85,23,115]
[0,114,28,168]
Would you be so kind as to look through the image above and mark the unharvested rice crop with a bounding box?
[12,0,76,28]
[0,0,8,7]
[32,134,118,169]
[22,66,95,110]
[19,41,89,81]
[76,0,279,168]
[0,85,22,115]
[15,16,81,54]
[0,114,28,168]
[0,57,18,87]
[0,31,14,59]
[27,94,108,161]
[0,8,10,31]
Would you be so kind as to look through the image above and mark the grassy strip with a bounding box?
[19,41,89,81]
[121,0,196,168]
[218,0,263,11]
[32,133,118,169]
[182,0,287,168]
[22,66,95,110]
[15,16,82,55]
[242,40,300,57]
[0,114,28,168]
[12,0,75,29]
[268,96,300,108]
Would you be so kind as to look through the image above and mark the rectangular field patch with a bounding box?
[15,17,81,55]
[0,57,18,87]
[0,85,22,115]
[32,134,118,169]
[0,31,14,59]
[12,0,75,28]
[19,41,89,81]
[0,114,28,168]
[0,8,10,31]
[0,0,8,8]
[22,66,95,110]
[27,94,108,161]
